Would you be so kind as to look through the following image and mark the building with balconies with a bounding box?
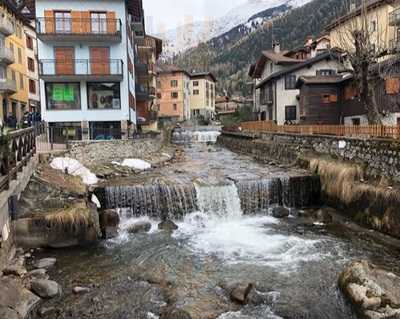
[189,73,217,121]
[36,0,145,140]
[0,0,33,125]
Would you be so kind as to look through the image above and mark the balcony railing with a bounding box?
[0,79,17,93]
[36,18,122,42]
[39,59,123,81]
[135,84,156,101]
[0,17,14,36]
[389,8,400,26]
[0,46,14,65]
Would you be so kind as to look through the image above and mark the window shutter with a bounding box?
[81,11,91,33]
[71,11,81,33]
[329,94,338,103]
[107,12,117,34]
[44,10,54,33]
[386,78,400,95]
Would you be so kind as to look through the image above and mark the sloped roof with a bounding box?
[157,65,191,77]
[296,74,353,87]
[190,72,217,82]
[256,49,343,89]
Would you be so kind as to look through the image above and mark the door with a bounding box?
[54,11,71,33]
[91,12,107,33]
[90,47,110,75]
[55,47,74,75]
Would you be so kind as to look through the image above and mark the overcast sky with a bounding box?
[144,0,246,34]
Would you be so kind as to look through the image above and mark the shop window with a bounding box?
[87,82,120,109]
[46,83,81,110]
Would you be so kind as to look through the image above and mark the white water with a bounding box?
[193,131,221,143]
[175,182,323,269]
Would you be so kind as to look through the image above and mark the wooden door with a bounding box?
[90,47,110,75]
[55,47,74,75]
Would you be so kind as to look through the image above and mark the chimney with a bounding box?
[273,42,280,54]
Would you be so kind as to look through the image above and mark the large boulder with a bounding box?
[15,203,101,248]
[160,307,192,319]
[34,258,56,270]
[127,221,152,234]
[270,206,290,218]
[99,209,120,239]
[30,279,61,299]
[339,260,400,318]
[220,281,254,305]
[158,220,178,232]
[2,265,27,277]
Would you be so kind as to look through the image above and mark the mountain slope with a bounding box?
[159,0,313,57]
[173,0,346,96]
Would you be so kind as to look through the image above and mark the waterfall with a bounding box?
[172,128,221,144]
[194,183,242,218]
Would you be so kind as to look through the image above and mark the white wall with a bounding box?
[36,0,135,124]
[344,112,400,126]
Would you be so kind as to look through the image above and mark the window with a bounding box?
[45,83,81,110]
[173,103,177,111]
[55,11,72,33]
[0,67,5,79]
[352,118,361,126]
[90,12,107,33]
[193,81,199,86]
[16,25,22,38]
[171,80,178,87]
[171,92,178,99]
[317,69,336,76]
[9,43,14,55]
[285,105,297,121]
[87,82,121,109]
[29,79,36,94]
[270,63,273,74]
[27,57,35,72]
[18,48,22,64]
[26,36,33,50]
[322,94,337,103]
[19,73,24,89]
[11,70,16,81]
[157,93,162,99]
[285,74,297,90]
[193,89,199,95]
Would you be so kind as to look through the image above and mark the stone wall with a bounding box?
[220,131,400,183]
[67,137,163,166]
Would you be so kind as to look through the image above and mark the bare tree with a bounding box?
[334,0,397,124]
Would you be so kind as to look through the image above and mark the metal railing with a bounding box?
[239,121,400,139]
[389,8,400,26]
[39,59,124,76]
[36,17,121,35]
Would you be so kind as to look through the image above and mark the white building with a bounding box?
[35,0,144,140]
[189,72,216,120]
[250,44,347,124]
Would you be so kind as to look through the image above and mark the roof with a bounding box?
[2,0,32,26]
[325,0,395,31]
[190,72,217,82]
[157,65,191,77]
[256,49,343,89]
[251,50,303,79]
[296,74,353,88]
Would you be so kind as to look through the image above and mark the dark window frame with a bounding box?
[45,82,81,110]
[87,82,121,110]
[285,105,297,121]
[285,74,297,90]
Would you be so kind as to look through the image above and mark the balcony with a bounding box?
[39,59,124,82]
[389,8,400,26]
[0,17,14,36]
[132,16,145,38]
[36,18,122,43]
[389,39,400,53]
[135,59,148,76]
[0,79,17,93]
[0,46,14,65]
[135,84,156,101]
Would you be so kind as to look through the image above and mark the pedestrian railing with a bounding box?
[239,121,400,139]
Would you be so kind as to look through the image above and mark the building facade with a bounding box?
[156,65,191,124]
[189,73,216,120]
[0,1,31,126]
[24,23,39,114]
[35,0,143,140]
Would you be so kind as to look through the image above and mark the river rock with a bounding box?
[160,307,192,319]
[28,269,49,280]
[2,265,27,277]
[73,286,90,294]
[339,260,400,318]
[34,258,56,269]
[271,206,290,218]
[230,283,254,305]
[314,209,334,224]
[37,306,57,318]
[30,279,61,299]
[158,220,178,232]
[127,221,152,234]
[99,209,120,239]
[0,307,19,319]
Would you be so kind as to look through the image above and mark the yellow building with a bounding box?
[326,0,400,58]
[0,0,30,126]
[189,72,217,120]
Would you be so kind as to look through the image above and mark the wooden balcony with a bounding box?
[39,59,123,82]
[0,46,14,65]
[135,84,156,101]
[36,17,122,43]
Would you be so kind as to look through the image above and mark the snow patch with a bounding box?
[91,194,101,208]
[121,159,151,170]
[50,157,98,185]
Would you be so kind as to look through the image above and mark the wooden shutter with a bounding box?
[71,11,81,34]
[55,47,74,75]
[106,12,116,34]
[44,10,54,33]
[329,94,338,103]
[386,78,400,95]
[81,11,91,33]
[90,47,110,75]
